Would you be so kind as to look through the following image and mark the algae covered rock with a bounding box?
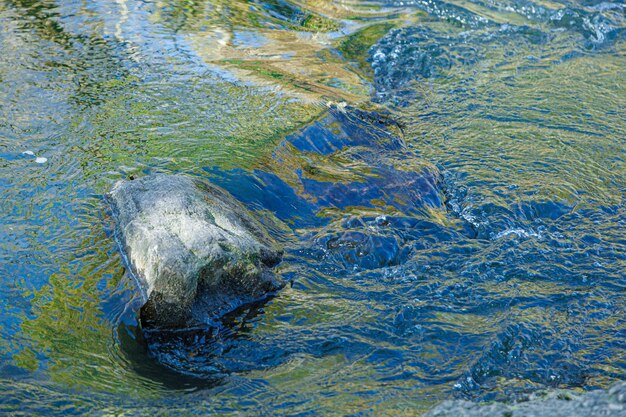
[106,174,284,328]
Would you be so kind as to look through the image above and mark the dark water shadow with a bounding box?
[117,295,289,384]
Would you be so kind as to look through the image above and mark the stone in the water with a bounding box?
[424,381,626,417]
[284,104,405,155]
[106,174,285,328]
[300,164,444,214]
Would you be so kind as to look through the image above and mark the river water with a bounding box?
[0,0,625,415]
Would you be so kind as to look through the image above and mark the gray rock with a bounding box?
[424,381,626,417]
[106,174,284,328]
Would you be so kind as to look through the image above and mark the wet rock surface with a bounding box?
[106,174,285,328]
[424,381,626,417]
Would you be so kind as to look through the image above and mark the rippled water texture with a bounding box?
[1,0,625,415]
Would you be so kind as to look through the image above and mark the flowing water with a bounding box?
[1,0,625,415]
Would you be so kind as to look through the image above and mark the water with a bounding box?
[0,0,625,415]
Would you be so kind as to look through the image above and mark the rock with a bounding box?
[284,104,405,154]
[106,174,285,328]
[300,164,444,213]
[424,381,626,417]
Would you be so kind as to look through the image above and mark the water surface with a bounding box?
[1,0,625,415]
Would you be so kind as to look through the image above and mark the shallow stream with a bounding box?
[1,0,625,415]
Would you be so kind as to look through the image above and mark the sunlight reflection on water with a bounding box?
[0,0,625,415]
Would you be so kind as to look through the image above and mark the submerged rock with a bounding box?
[208,104,451,273]
[211,104,445,224]
[424,381,626,417]
[106,174,285,328]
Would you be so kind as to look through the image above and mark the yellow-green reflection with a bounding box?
[0,0,625,415]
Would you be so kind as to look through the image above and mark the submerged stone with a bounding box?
[300,164,444,214]
[106,174,285,328]
[207,104,452,274]
[278,104,446,215]
[424,381,626,417]
[283,104,405,155]
[211,104,444,221]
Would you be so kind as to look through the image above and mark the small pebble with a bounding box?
[35,157,48,164]
[22,150,35,156]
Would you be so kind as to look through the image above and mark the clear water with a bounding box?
[0,0,625,415]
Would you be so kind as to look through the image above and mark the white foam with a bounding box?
[494,228,540,240]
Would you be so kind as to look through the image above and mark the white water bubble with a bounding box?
[22,150,47,163]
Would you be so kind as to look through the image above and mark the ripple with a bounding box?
[0,0,625,414]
